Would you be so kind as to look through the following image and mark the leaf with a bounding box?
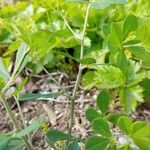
[128,46,150,67]
[0,58,10,81]
[83,65,125,90]
[126,61,145,86]
[137,20,150,47]
[132,137,150,150]
[14,115,44,138]
[14,42,28,74]
[143,79,150,99]
[94,65,125,89]
[66,140,80,150]
[131,121,150,138]
[106,113,126,125]
[6,138,24,150]
[82,71,96,89]
[122,15,138,40]
[65,0,86,2]
[118,144,132,150]
[30,31,57,52]
[96,91,110,115]
[85,108,101,123]
[46,130,72,142]
[117,116,132,135]
[85,136,109,150]
[3,40,20,57]
[119,85,143,114]
[91,0,127,9]
[0,133,24,150]
[19,92,60,101]
[13,77,28,97]
[0,134,11,150]
[79,58,96,65]
[92,118,112,138]
[107,23,122,53]
[114,51,129,78]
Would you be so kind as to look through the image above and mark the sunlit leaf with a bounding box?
[85,136,109,150]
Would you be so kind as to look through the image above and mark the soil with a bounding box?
[0,72,150,150]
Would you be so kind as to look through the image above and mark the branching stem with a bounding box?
[68,1,91,139]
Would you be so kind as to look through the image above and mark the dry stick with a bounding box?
[67,1,91,140]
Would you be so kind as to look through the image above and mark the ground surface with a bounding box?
[0,72,150,150]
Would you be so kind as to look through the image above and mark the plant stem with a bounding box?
[1,95,19,130]
[0,95,33,150]
[68,1,91,137]
[13,95,27,128]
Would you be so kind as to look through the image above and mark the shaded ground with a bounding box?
[0,72,150,150]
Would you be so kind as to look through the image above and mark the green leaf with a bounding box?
[122,15,138,40]
[14,115,44,138]
[128,46,150,67]
[107,23,122,53]
[114,51,129,78]
[91,0,127,9]
[106,113,126,125]
[46,130,72,142]
[117,116,132,135]
[13,77,28,97]
[3,40,20,57]
[0,58,10,81]
[96,91,110,115]
[94,65,125,89]
[92,118,112,138]
[30,31,57,52]
[82,71,96,89]
[79,58,96,65]
[132,137,150,150]
[17,54,31,76]
[65,0,86,2]
[143,79,150,99]
[137,21,150,47]
[85,108,101,123]
[14,42,28,74]
[0,133,24,150]
[131,121,150,138]
[118,144,132,150]
[119,85,143,114]
[66,140,80,150]
[85,136,109,150]
[83,65,125,90]
[19,92,60,101]
[6,138,24,150]
[0,134,11,150]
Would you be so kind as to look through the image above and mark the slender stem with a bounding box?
[1,95,19,130]
[68,2,91,137]
[32,54,61,87]
[0,95,33,150]
[13,95,31,142]
[56,7,81,40]
[13,95,27,128]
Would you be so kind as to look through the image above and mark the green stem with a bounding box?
[13,95,27,128]
[1,95,19,130]
[68,1,91,138]
[0,96,33,150]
